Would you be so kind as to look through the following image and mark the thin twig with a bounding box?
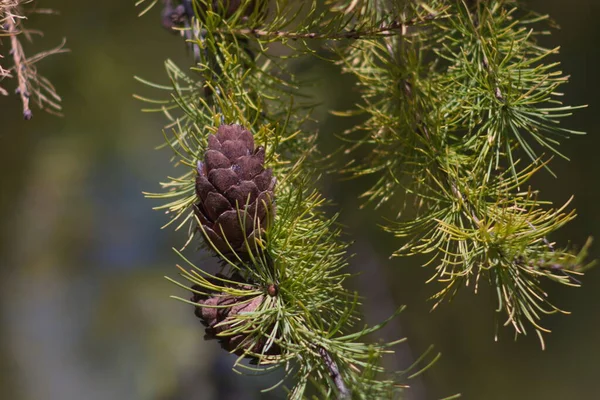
[228,14,439,41]
[6,12,32,119]
[1,1,67,118]
[0,55,9,95]
[318,346,350,399]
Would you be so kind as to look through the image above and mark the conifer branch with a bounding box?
[334,0,593,345]
[137,0,434,397]
[137,1,592,397]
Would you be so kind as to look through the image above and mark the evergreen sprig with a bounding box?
[137,0,429,397]
[335,0,592,346]
[138,0,592,397]
[168,170,409,398]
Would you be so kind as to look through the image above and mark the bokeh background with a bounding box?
[1,1,598,399]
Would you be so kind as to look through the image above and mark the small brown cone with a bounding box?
[190,275,280,358]
[194,124,276,257]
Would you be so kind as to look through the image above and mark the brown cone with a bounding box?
[190,276,280,358]
[194,124,276,256]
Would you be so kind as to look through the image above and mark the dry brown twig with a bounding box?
[0,55,10,96]
[1,0,68,119]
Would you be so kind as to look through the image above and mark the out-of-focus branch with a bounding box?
[0,0,67,119]
[0,0,19,97]
[6,13,31,119]
[0,56,9,96]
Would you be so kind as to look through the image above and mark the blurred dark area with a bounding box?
[0,1,598,399]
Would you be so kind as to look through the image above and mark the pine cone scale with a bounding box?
[254,169,273,191]
[235,156,263,180]
[208,168,239,193]
[225,181,259,207]
[215,210,247,246]
[205,150,231,169]
[222,141,249,160]
[195,173,215,198]
[204,228,228,251]
[207,135,221,150]
[203,192,231,221]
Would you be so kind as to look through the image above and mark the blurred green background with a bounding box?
[1,1,598,399]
